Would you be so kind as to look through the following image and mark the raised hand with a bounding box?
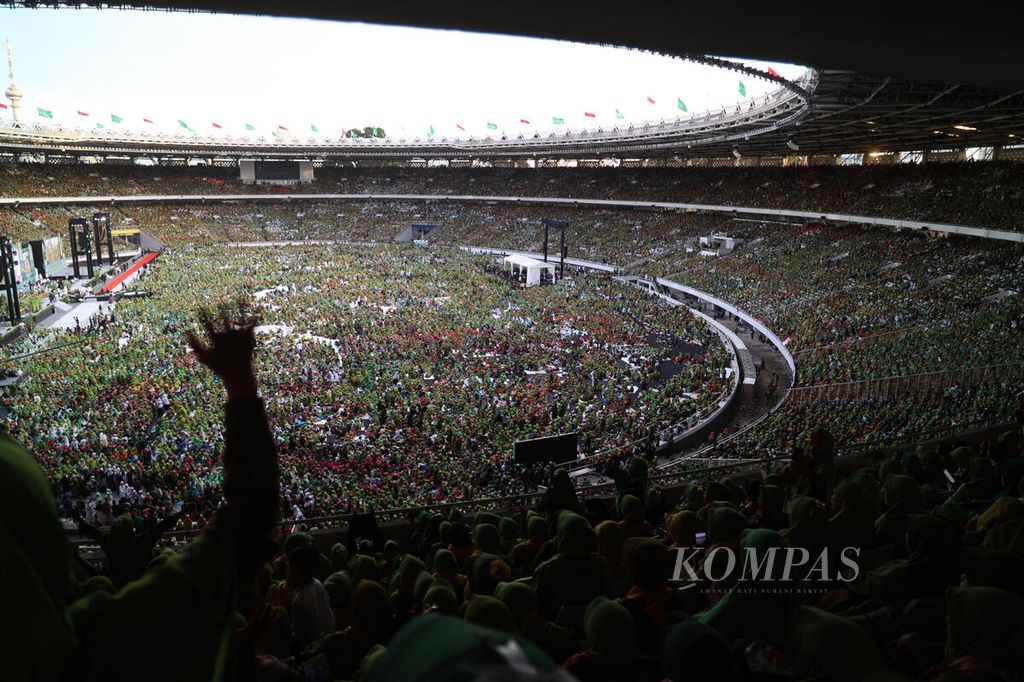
[186,303,260,400]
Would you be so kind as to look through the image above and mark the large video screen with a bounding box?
[254,161,301,180]
[42,237,63,277]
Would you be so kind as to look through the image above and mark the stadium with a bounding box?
[1,4,1023,681]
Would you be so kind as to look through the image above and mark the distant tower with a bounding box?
[5,39,22,123]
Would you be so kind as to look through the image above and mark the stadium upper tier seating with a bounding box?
[3,161,1024,231]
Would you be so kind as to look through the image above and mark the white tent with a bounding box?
[503,254,556,287]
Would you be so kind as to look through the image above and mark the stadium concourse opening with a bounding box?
[1,5,1024,682]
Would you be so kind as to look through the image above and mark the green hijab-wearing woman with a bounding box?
[462,595,518,635]
[782,496,829,563]
[977,495,1024,556]
[697,528,805,643]
[945,586,1024,669]
[865,513,961,603]
[829,477,879,553]
[876,474,925,554]
[563,597,639,679]
[791,606,887,682]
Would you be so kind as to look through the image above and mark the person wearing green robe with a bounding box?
[533,512,611,620]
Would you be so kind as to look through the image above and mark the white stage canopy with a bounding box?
[503,254,556,287]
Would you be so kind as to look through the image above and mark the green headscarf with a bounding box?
[961,548,1024,597]
[583,597,638,666]
[373,613,557,682]
[469,553,510,597]
[472,523,500,554]
[324,571,353,609]
[498,517,519,541]
[757,485,785,513]
[433,548,459,577]
[829,478,877,552]
[619,494,644,522]
[660,615,738,682]
[945,586,1024,667]
[697,528,802,642]
[284,531,312,556]
[882,474,924,513]
[462,595,518,634]
[594,520,625,563]
[793,606,886,681]
[707,507,747,546]
[359,644,387,682]
[348,554,379,585]
[474,512,501,529]
[555,512,596,554]
[665,511,703,548]
[330,543,349,572]
[527,516,548,543]
[423,583,459,616]
[495,581,539,624]
[784,496,829,556]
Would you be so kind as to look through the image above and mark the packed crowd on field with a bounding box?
[0,244,730,524]
[2,159,1024,230]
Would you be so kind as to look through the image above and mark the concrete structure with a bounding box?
[4,39,22,124]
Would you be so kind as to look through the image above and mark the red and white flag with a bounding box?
[77,110,90,117]
[584,112,596,118]
[646,96,655,104]
[212,122,223,129]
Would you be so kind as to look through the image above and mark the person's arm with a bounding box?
[68,308,280,680]
[187,309,279,574]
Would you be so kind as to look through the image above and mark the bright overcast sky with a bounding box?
[1,8,806,139]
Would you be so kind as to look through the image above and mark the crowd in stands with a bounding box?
[4,313,1023,680]
[1,177,1021,515]
[3,160,1024,230]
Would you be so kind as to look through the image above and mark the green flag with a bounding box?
[738,80,746,97]
[615,109,624,120]
[677,98,688,112]
[245,123,255,131]
[178,119,189,129]
[37,107,53,119]
[311,124,319,133]
[486,122,498,130]
[111,114,123,123]
[428,125,435,137]
[96,122,105,129]
[552,116,564,125]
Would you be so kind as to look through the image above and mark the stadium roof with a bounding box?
[18,2,1024,89]
[3,3,1024,161]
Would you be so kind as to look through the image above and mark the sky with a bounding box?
[1,8,806,139]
